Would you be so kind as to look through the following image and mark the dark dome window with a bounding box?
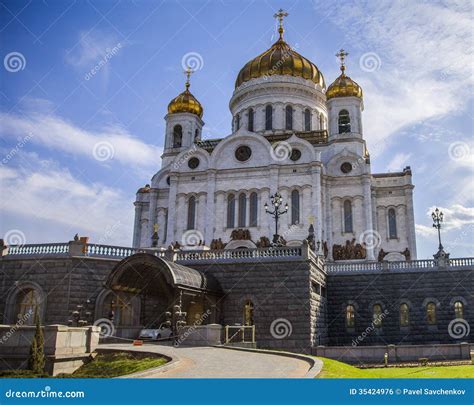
[341,162,353,174]
[235,145,252,162]
[188,157,200,169]
[290,149,301,161]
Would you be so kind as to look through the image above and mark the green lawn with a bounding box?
[0,352,167,378]
[316,357,474,378]
[63,352,167,378]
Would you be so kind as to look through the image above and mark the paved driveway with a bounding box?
[100,343,320,378]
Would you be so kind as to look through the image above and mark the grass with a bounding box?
[0,352,167,379]
[62,352,167,378]
[316,357,474,378]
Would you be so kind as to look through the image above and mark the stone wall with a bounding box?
[326,268,473,346]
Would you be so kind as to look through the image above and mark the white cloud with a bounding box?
[314,0,473,150]
[386,152,411,172]
[0,158,133,246]
[416,204,474,237]
[0,107,162,171]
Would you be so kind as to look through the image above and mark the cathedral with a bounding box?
[132,12,416,264]
[1,12,472,366]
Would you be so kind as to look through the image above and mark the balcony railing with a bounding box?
[2,242,473,273]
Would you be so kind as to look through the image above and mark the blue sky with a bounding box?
[0,0,472,259]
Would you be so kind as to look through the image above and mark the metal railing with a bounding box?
[224,325,256,344]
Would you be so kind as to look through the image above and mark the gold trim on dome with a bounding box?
[235,10,325,89]
[326,49,363,100]
[167,67,203,118]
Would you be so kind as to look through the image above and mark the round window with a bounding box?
[188,157,200,169]
[235,145,252,162]
[341,162,353,174]
[290,148,301,161]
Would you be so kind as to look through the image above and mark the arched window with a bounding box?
[285,105,293,130]
[426,302,437,324]
[400,303,409,327]
[304,108,311,131]
[243,300,254,326]
[319,114,324,130]
[373,304,383,327]
[194,129,199,141]
[343,200,353,233]
[238,193,247,227]
[173,125,182,148]
[454,301,464,319]
[338,109,351,133]
[187,196,196,230]
[248,108,254,132]
[291,190,300,225]
[265,105,273,130]
[345,305,355,328]
[227,194,235,228]
[15,289,41,325]
[235,113,240,130]
[249,192,258,227]
[388,208,397,239]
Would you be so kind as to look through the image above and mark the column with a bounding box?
[166,175,178,244]
[132,202,143,248]
[405,187,417,259]
[363,176,375,261]
[147,189,158,247]
[324,181,333,260]
[311,163,323,247]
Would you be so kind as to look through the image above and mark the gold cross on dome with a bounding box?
[273,8,289,39]
[184,66,194,89]
[336,49,349,73]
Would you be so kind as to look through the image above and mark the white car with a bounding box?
[138,324,173,341]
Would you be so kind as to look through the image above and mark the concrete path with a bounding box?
[100,343,321,378]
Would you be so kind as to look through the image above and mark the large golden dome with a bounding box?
[235,16,325,89]
[326,50,363,100]
[168,75,203,118]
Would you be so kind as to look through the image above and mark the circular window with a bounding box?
[341,162,353,174]
[166,176,171,185]
[188,157,200,169]
[290,148,301,161]
[235,145,252,162]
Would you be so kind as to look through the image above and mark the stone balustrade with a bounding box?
[2,241,473,272]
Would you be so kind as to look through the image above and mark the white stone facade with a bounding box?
[133,74,417,262]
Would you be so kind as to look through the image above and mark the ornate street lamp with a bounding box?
[265,192,289,246]
[431,208,444,251]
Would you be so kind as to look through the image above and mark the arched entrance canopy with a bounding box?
[105,253,222,295]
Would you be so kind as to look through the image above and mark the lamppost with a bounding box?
[432,207,449,263]
[265,192,288,246]
[431,208,444,251]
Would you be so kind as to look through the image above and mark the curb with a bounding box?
[213,345,322,378]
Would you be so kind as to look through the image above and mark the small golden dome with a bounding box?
[168,70,203,118]
[326,49,363,100]
[235,11,325,89]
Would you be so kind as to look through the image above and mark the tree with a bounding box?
[28,307,45,374]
